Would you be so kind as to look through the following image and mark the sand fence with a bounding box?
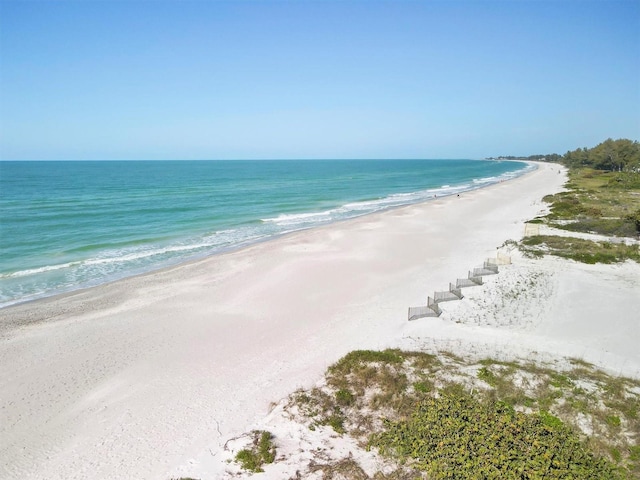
[408,252,511,321]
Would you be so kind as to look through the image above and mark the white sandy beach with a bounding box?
[1,162,638,480]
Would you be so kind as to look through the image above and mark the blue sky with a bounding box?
[0,0,638,160]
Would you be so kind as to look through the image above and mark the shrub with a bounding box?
[371,391,624,479]
[413,381,431,393]
[626,208,640,234]
[290,350,640,477]
[478,366,497,386]
[234,430,276,473]
[328,349,403,376]
[335,388,355,406]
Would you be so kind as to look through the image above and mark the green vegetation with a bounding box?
[519,144,640,264]
[488,153,563,162]
[490,139,640,263]
[544,168,640,237]
[305,457,420,479]
[287,350,640,479]
[563,138,640,172]
[493,138,640,172]
[234,430,276,473]
[371,392,621,479]
[520,235,640,263]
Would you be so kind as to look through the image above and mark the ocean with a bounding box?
[0,159,530,308]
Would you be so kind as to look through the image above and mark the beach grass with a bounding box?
[544,169,639,236]
[523,167,640,263]
[286,349,640,479]
[520,234,640,263]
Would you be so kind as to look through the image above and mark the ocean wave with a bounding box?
[261,164,531,231]
[261,210,335,226]
[4,165,531,282]
[473,176,499,184]
[1,160,532,307]
[1,228,266,281]
[1,262,82,279]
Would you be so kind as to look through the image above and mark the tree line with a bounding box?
[562,138,639,171]
[490,138,640,172]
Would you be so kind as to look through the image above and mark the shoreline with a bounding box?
[3,162,610,480]
[0,160,533,312]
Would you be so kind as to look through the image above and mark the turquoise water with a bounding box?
[0,159,530,307]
